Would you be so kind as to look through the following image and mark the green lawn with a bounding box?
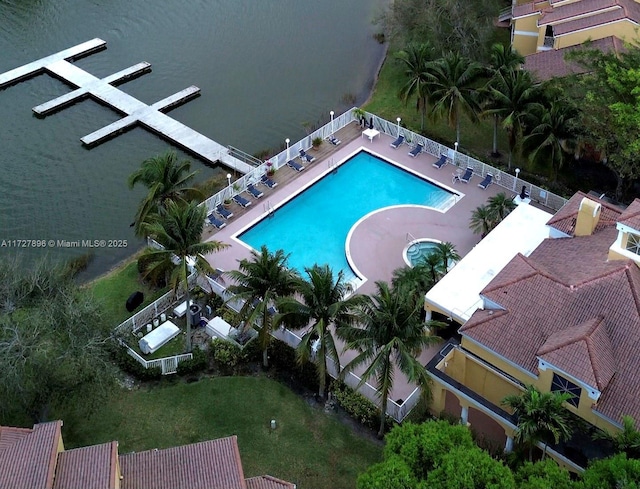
[63,376,382,489]
[86,260,168,327]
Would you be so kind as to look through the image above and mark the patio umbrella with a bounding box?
[369,117,374,129]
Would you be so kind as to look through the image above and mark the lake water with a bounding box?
[0,0,386,279]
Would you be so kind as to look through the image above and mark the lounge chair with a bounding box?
[328,135,341,146]
[459,167,473,183]
[207,214,226,229]
[478,173,493,189]
[432,154,448,169]
[260,174,278,188]
[408,143,423,157]
[232,194,252,207]
[299,149,315,163]
[247,184,264,199]
[215,204,233,219]
[390,134,405,148]
[287,159,305,172]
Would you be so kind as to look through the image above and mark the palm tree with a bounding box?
[226,246,299,368]
[487,192,517,222]
[484,44,525,156]
[128,150,204,236]
[432,242,460,274]
[396,42,435,131]
[391,262,436,301]
[469,205,495,237]
[339,281,444,437]
[503,385,573,461]
[593,415,640,458]
[522,100,578,181]
[275,264,365,399]
[482,69,539,169]
[141,200,227,352]
[429,52,484,145]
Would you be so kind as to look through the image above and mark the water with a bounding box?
[406,241,439,267]
[239,150,455,279]
[0,0,387,279]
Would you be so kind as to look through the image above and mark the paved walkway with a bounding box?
[202,122,521,401]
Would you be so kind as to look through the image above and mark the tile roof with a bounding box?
[552,9,640,36]
[546,191,624,235]
[539,0,621,25]
[619,199,640,230]
[246,475,296,489]
[119,436,247,489]
[537,316,616,391]
[460,218,640,424]
[0,426,33,451]
[53,441,118,489]
[0,420,62,489]
[513,0,546,19]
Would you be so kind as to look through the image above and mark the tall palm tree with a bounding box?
[141,200,227,352]
[432,242,460,274]
[226,246,300,368]
[487,192,517,222]
[128,150,203,236]
[484,44,525,156]
[482,69,539,169]
[339,281,444,437]
[593,415,640,459]
[503,385,573,461]
[275,265,365,399]
[469,205,495,237]
[396,42,436,131]
[523,100,578,181]
[391,262,436,302]
[429,52,484,145]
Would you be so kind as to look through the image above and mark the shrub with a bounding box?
[269,339,320,392]
[332,381,392,431]
[112,345,162,381]
[176,347,207,375]
[211,338,242,373]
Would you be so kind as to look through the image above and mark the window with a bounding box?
[626,233,640,256]
[551,373,581,408]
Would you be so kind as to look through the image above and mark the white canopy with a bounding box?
[139,320,181,355]
[425,203,553,324]
[206,316,234,340]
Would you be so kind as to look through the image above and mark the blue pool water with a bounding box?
[406,241,440,267]
[239,151,455,281]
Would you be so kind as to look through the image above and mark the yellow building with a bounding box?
[426,192,640,471]
[510,0,639,79]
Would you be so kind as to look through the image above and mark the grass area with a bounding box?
[86,260,168,327]
[63,376,382,489]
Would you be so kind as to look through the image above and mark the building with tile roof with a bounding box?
[0,420,295,489]
[426,193,640,471]
[509,0,637,80]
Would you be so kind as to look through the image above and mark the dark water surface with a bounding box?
[0,0,386,279]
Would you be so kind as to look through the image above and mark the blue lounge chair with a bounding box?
[287,159,304,172]
[261,174,278,188]
[207,214,226,229]
[478,173,493,189]
[432,154,448,169]
[299,149,315,163]
[408,143,423,157]
[247,184,264,199]
[390,134,405,148]
[328,135,341,146]
[459,167,473,183]
[232,194,252,207]
[215,204,233,219]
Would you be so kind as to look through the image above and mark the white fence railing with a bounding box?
[121,341,193,375]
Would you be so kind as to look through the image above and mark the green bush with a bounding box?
[332,381,392,431]
[176,347,207,375]
[112,345,162,381]
[211,338,242,372]
[269,339,320,392]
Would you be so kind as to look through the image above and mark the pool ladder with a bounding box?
[263,200,274,217]
[327,158,338,173]
[406,232,416,243]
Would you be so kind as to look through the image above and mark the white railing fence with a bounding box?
[121,340,193,375]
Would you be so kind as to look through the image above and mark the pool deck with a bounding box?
[202,122,516,401]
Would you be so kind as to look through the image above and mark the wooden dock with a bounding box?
[0,39,254,174]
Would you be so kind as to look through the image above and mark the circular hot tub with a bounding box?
[403,239,441,267]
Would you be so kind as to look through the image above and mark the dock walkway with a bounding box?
[0,39,253,174]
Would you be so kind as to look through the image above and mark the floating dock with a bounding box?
[0,38,254,174]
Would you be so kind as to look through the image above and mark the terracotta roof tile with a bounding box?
[553,9,639,36]
[0,426,32,451]
[119,436,247,489]
[513,0,543,18]
[0,420,62,489]
[460,218,640,424]
[53,441,118,489]
[246,475,296,489]
[546,191,623,235]
[539,0,620,25]
[619,199,640,230]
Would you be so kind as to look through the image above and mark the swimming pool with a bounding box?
[238,150,456,282]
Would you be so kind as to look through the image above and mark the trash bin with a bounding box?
[125,291,144,312]
[189,304,202,326]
